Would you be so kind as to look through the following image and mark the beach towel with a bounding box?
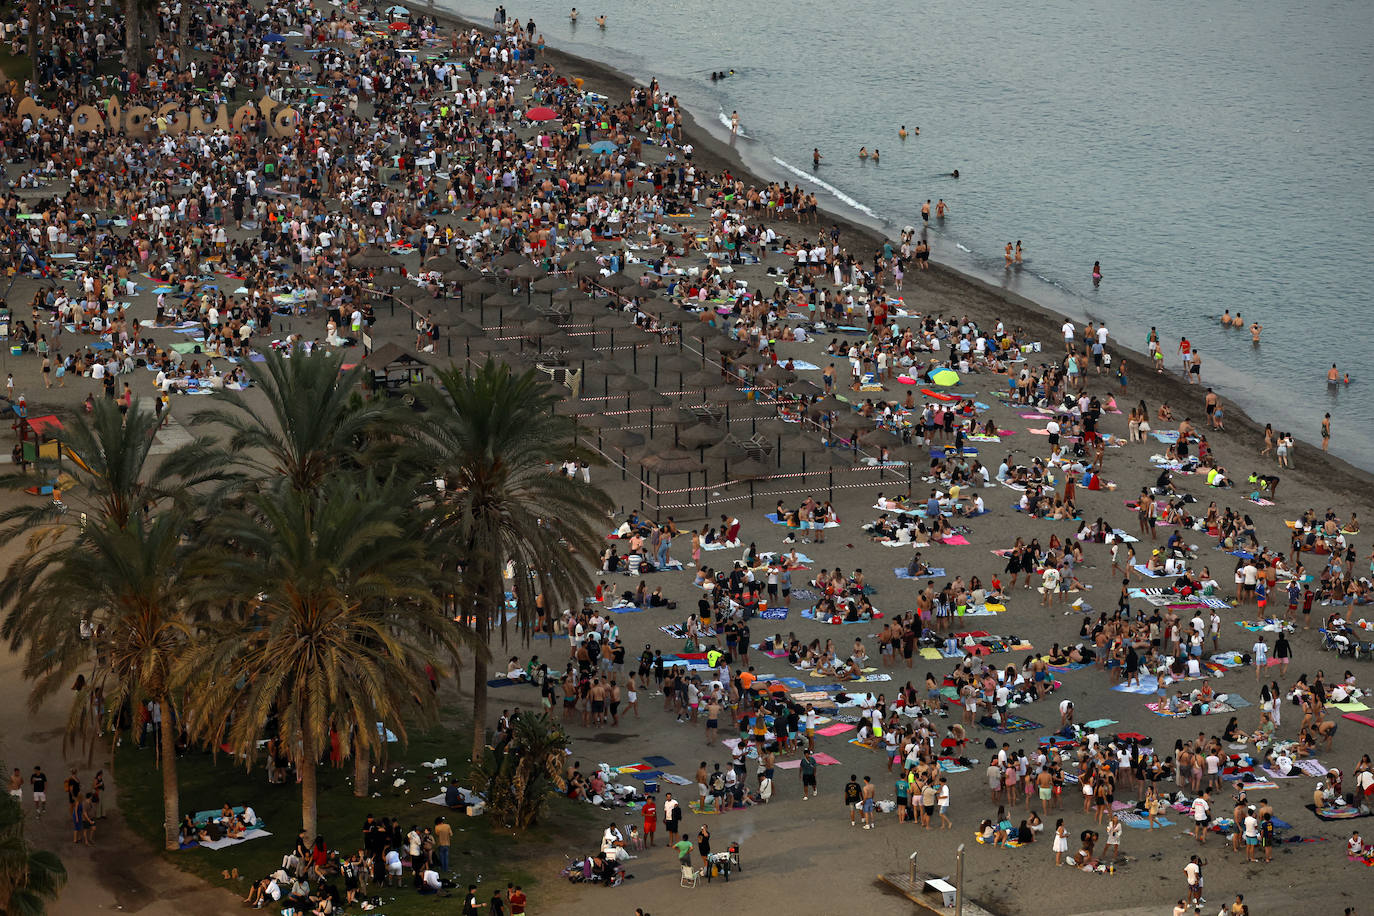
[987,716,1042,734]
[1132,565,1165,578]
[759,607,789,620]
[817,723,856,737]
[1118,813,1173,829]
[195,828,273,851]
[1146,701,1190,718]
[938,534,971,546]
[1113,676,1160,695]
[766,512,840,528]
[1342,713,1374,728]
[1307,803,1370,821]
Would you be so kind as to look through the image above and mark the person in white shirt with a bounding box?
[1190,791,1211,844]
[420,867,442,893]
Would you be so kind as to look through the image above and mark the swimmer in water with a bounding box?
[1232,311,1242,328]
[872,148,879,162]
[1015,240,1023,264]
[1092,261,1103,285]
[1328,364,1340,383]
[935,198,948,218]
[899,125,908,139]
[859,147,869,159]
[950,169,959,178]
[1220,309,1231,326]
[1249,321,1262,344]
[569,7,578,21]
[813,148,823,167]
[1005,243,1014,268]
[596,13,606,27]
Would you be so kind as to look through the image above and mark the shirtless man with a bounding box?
[921,200,931,224]
[1189,350,1202,385]
[1249,321,1262,344]
[589,679,608,726]
[1220,309,1232,326]
[1205,388,1220,428]
[813,148,822,167]
[1328,364,1340,383]
[1036,768,1055,814]
[569,6,578,20]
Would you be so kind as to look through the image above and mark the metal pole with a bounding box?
[955,843,965,916]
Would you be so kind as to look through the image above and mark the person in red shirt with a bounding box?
[642,796,657,847]
[507,884,527,915]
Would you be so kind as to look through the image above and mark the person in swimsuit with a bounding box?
[1092,262,1103,285]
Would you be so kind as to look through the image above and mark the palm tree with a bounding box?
[0,398,168,534]
[414,360,611,763]
[177,475,473,837]
[472,712,570,830]
[0,793,66,915]
[0,511,193,851]
[163,348,398,498]
[0,400,191,851]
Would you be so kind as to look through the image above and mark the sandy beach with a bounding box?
[0,4,1371,916]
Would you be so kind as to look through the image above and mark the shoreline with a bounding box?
[425,4,1374,505]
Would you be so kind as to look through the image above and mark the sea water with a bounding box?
[439,0,1374,468]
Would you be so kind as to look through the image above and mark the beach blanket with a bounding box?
[894,567,946,580]
[987,716,1042,734]
[1307,803,1370,821]
[817,723,856,737]
[196,828,272,851]
[1342,713,1374,728]
[1113,676,1161,695]
[1132,565,1166,578]
[759,607,789,620]
[1118,813,1173,829]
[1295,759,1329,778]
[766,513,840,528]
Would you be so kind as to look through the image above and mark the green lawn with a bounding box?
[115,716,596,913]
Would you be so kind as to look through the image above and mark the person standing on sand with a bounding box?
[1322,413,1331,451]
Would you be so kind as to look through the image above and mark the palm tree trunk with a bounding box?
[352,742,369,799]
[300,731,318,838]
[123,0,138,67]
[156,697,180,851]
[470,652,488,765]
[27,0,39,81]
